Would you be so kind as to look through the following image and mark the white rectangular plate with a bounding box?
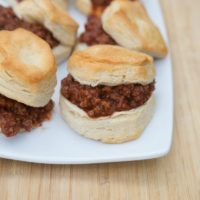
[0,0,173,164]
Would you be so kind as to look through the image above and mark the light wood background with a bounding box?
[0,0,200,199]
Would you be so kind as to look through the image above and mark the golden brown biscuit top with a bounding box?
[102,0,168,58]
[0,28,56,86]
[68,45,155,86]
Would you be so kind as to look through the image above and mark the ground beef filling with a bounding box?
[61,75,155,118]
[92,0,112,7]
[0,6,59,48]
[80,15,116,46]
[0,94,54,137]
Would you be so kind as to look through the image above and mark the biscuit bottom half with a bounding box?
[60,94,155,144]
[0,94,54,137]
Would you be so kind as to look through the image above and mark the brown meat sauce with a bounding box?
[92,0,112,7]
[0,5,59,48]
[61,75,155,118]
[0,94,54,137]
[80,0,116,45]
[80,15,117,46]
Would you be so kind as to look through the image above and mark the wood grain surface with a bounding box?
[0,0,200,199]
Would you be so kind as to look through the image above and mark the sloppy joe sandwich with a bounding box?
[0,0,78,64]
[60,45,156,143]
[78,0,167,58]
[0,29,56,137]
[8,0,68,10]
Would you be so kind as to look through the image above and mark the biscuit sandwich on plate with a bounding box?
[0,0,78,64]
[0,29,57,137]
[78,0,168,58]
[8,0,68,10]
[60,45,156,143]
